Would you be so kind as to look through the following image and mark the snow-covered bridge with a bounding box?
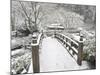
[28,33,89,73]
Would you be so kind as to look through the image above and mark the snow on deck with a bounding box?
[29,37,89,73]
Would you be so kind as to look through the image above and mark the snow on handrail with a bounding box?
[31,33,43,46]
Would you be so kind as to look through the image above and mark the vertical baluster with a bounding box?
[70,41,73,55]
[72,51,75,55]
[68,40,71,51]
[66,38,68,47]
[61,35,63,42]
[58,34,59,40]
[60,35,61,41]
[54,33,57,38]
[71,41,73,47]
[63,36,65,44]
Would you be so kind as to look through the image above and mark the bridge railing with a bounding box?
[55,33,83,65]
[31,33,43,73]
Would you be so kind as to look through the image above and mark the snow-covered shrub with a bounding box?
[11,52,32,74]
[83,31,96,66]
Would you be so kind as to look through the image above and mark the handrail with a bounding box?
[55,33,83,65]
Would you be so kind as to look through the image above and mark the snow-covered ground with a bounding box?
[29,37,90,73]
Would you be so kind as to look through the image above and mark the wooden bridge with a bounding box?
[28,32,89,73]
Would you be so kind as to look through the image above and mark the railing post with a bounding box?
[32,45,40,73]
[31,34,40,73]
[77,35,83,65]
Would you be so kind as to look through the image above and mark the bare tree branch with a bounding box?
[36,13,44,25]
[31,2,35,13]
[19,1,29,19]
[35,6,41,22]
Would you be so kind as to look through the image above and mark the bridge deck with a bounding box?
[28,37,89,73]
